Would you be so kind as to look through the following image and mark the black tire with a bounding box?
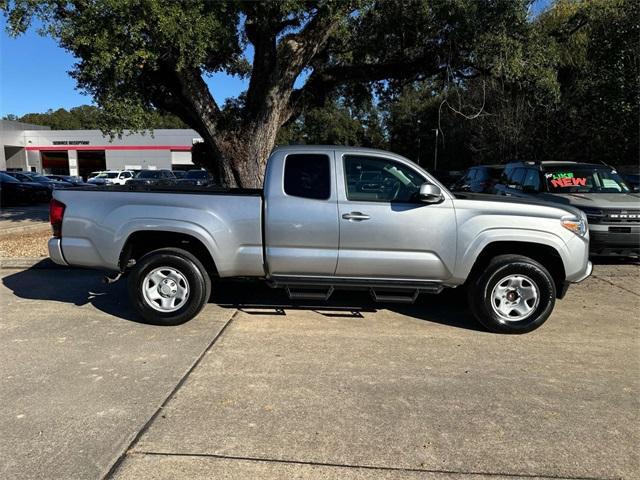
[127,248,212,326]
[468,254,556,334]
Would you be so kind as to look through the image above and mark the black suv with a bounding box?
[495,161,640,256]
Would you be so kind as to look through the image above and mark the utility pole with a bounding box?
[433,128,439,172]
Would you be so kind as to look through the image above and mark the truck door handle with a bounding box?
[342,212,370,221]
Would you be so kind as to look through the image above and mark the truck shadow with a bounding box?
[0,205,50,223]
[1,264,482,331]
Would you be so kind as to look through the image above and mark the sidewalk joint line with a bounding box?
[102,310,239,480]
[129,450,618,480]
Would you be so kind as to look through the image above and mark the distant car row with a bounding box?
[86,169,214,187]
[446,161,640,257]
[1,169,214,205]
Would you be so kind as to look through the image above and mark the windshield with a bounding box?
[185,170,207,179]
[136,171,162,179]
[544,167,631,193]
[96,172,119,179]
[30,175,52,182]
[0,172,20,183]
[10,172,31,181]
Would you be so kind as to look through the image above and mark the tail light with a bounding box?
[50,199,66,238]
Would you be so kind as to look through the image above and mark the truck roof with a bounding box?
[272,144,409,158]
[507,160,612,170]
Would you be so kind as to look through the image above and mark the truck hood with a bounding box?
[537,192,640,210]
[453,192,584,219]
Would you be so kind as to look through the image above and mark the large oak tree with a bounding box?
[3,0,534,187]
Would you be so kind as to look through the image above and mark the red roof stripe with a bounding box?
[25,145,192,151]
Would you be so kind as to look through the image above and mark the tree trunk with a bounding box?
[210,101,289,189]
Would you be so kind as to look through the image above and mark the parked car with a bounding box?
[87,170,135,186]
[48,146,592,334]
[176,169,214,186]
[450,165,504,193]
[430,170,464,189]
[172,171,187,179]
[126,169,177,187]
[87,171,104,180]
[494,161,640,256]
[46,175,97,187]
[5,171,73,196]
[0,172,50,204]
[616,166,640,191]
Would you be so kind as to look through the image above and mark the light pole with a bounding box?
[433,128,439,172]
[416,119,422,166]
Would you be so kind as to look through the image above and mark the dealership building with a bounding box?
[1,120,201,179]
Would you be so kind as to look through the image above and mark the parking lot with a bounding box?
[1,262,638,480]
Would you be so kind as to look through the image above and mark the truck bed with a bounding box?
[52,187,265,276]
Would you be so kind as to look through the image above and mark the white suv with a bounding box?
[88,170,135,185]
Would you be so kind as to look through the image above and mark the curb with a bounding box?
[0,257,62,270]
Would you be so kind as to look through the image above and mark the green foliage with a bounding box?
[383,0,638,168]
[3,105,186,130]
[539,0,639,165]
[278,97,385,148]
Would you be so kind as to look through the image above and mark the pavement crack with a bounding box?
[102,310,239,480]
[128,450,619,480]
[591,275,640,298]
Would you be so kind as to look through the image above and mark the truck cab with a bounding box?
[263,147,456,283]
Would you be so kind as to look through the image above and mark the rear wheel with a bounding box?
[468,254,556,334]
[128,248,211,326]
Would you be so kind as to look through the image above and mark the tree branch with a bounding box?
[290,54,444,115]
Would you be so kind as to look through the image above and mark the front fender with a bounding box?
[453,227,571,283]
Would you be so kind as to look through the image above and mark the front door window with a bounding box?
[344,155,424,203]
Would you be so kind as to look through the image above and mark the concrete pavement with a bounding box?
[1,264,638,479]
[0,269,235,479]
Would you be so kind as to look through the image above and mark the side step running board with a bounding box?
[286,286,335,301]
[370,288,420,304]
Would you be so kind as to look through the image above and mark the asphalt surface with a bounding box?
[1,263,638,480]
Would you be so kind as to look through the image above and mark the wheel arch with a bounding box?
[119,230,218,278]
[466,240,566,298]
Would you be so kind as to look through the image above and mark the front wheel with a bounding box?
[128,248,211,326]
[468,254,556,334]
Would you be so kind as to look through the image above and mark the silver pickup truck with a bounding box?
[48,146,592,334]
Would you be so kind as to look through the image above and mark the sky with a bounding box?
[0,0,552,118]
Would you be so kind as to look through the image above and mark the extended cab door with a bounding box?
[264,150,339,276]
[335,151,457,281]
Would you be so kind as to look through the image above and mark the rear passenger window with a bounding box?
[284,154,331,200]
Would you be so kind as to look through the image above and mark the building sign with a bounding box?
[52,140,90,145]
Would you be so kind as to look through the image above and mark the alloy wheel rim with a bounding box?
[142,266,190,313]
[490,274,540,322]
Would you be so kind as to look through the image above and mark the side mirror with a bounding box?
[419,183,443,204]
